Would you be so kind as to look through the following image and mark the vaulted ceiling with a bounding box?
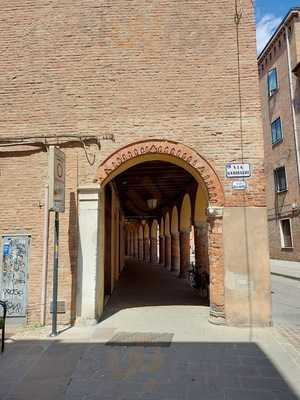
[113,161,196,219]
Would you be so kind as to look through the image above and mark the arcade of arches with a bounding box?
[103,160,217,313]
[76,141,271,328]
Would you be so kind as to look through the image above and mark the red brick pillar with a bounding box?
[144,238,150,263]
[171,232,180,274]
[194,222,209,271]
[165,235,171,270]
[159,235,165,265]
[138,239,144,261]
[150,236,158,263]
[207,212,225,325]
[143,224,150,263]
[131,232,135,257]
[180,230,190,277]
[134,231,138,259]
[126,231,130,256]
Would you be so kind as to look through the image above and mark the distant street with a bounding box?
[272,274,300,326]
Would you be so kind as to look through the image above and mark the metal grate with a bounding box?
[106,332,173,347]
[50,301,66,314]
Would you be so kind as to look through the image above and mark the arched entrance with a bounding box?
[76,140,226,326]
[97,140,224,206]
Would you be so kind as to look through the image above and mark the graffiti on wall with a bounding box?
[0,236,29,317]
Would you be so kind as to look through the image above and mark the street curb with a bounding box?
[271,272,300,282]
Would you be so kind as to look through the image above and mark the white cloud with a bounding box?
[256,14,282,54]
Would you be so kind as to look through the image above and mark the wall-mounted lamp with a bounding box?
[147,198,158,210]
[206,206,223,219]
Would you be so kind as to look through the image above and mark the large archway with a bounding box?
[76,140,226,326]
[97,140,224,206]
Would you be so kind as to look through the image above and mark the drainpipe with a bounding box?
[40,184,49,326]
[285,25,300,186]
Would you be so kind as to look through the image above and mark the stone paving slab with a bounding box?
[1,323,300,400]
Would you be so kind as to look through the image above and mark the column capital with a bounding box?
[194,221,208,229]
[208,308,226,325]
[77,185,101,202]
[206,206,223,219]
[180,227,191,234]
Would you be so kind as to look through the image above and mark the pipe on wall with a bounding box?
[285,25,300,187]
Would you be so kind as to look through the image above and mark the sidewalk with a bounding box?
[271,259,300,281]
[1,258,300,400]
[1,316,300,400]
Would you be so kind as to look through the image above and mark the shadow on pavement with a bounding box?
[101,260,209,322]
[0,338,299,400]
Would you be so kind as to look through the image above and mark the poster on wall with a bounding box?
[0,235,30,317]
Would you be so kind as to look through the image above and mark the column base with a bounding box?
[178,271,188,279]
[208,310,226,326]
[75,317,98,327]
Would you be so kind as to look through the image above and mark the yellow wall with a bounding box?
[171,206,179,234]
[180,194,192,232]
[194,183,208,224]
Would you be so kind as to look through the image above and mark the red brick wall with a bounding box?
[0,0,266,323]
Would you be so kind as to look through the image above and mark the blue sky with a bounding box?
[255,0,298,53]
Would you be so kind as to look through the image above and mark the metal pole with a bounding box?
[51,211,59,336]
[41,184,49,326]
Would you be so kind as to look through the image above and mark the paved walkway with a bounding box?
[1,259,300,400]
[101,258,208,321]
[271,259,300,281]
[271,273,300,372]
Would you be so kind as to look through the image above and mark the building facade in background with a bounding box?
[0,1,271,327]
[258,8,300,262]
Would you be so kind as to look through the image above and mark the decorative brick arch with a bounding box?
[96,140,224,206]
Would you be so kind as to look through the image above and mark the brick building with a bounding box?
[258,8,300,262]
[0,0,271,327]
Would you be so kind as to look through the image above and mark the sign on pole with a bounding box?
[48,146,65,336]
[48,146,65,213]
[226,163,251,178]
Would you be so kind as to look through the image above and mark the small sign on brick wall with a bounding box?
[226,163,251,178]
[232,181,248,190]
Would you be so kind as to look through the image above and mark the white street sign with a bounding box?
[48,146,65,213]
[232,181,248,190]
[226,163,251,178]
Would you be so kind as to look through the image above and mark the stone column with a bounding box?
[171,232,180,274]
[194,222,209,272]
[165,234,171,270]
[150,236,158,263]
[207,208,225,325]
[76,187,100,325]
[179,229,190,277]
[159,235,165,265]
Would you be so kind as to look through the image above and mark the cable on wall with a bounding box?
[234,0,244,164]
